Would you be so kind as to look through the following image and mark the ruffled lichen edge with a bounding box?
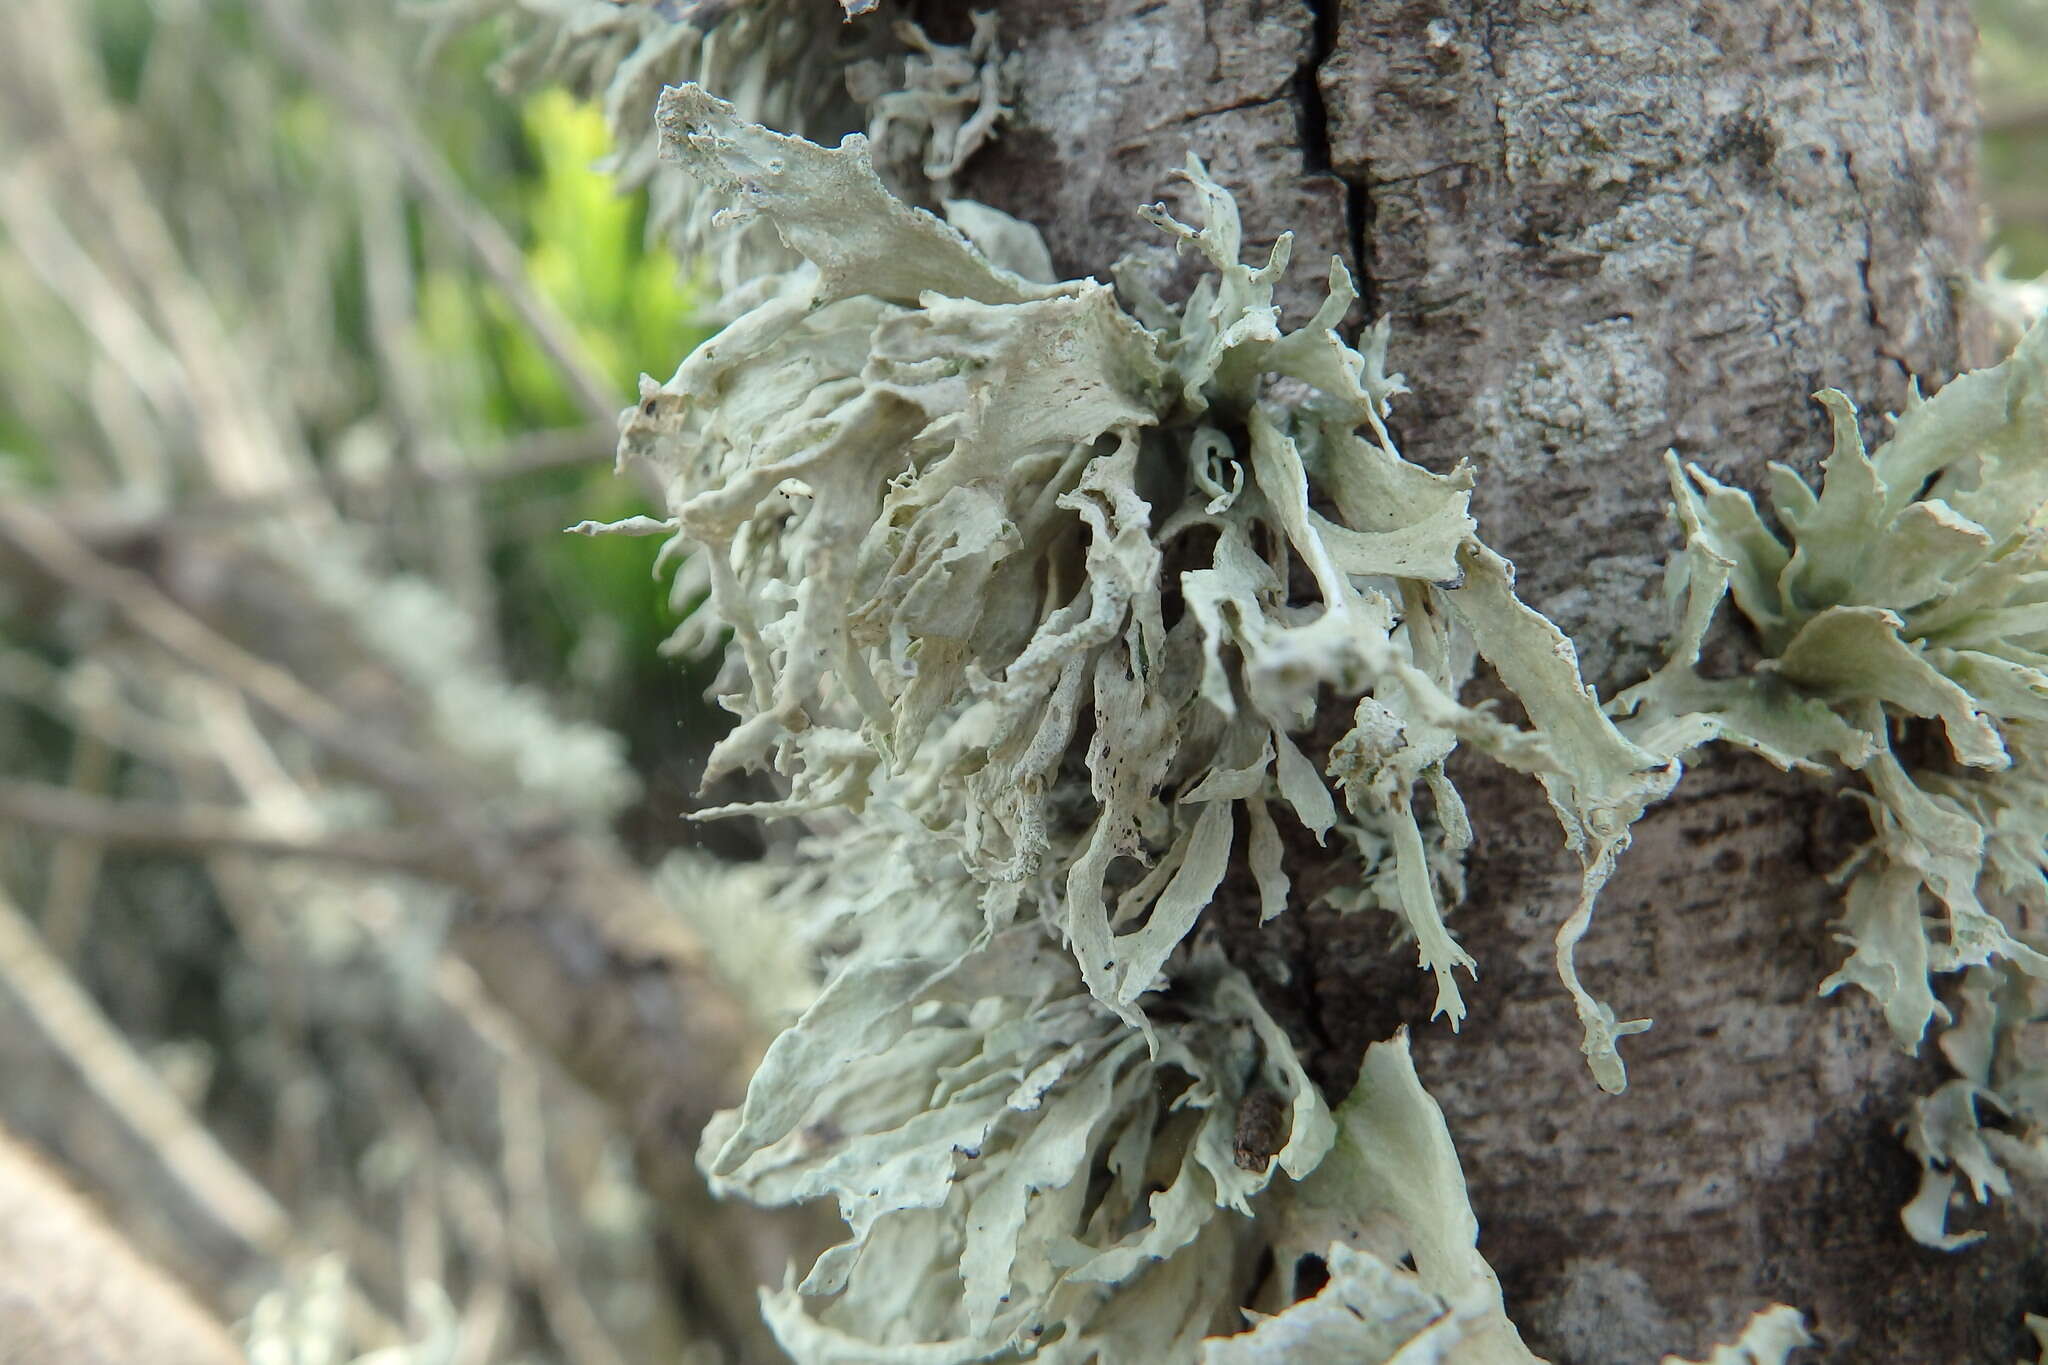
[569,76,1845,1361]
[1618,318,2048,1249]
[414,0,1016,293]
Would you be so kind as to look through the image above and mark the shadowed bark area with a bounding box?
[948,2,2037,1360]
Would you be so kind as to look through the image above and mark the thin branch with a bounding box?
[38,665,120,960]
[500,1063,633,1365]
[0,650,207,775]
[1985,98,2048,139]
[0,501,481,854]
[0,877,290,1253]
[0,778,457,878]
[37,425,617,542]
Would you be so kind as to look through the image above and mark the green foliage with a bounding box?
[420,89,699,434]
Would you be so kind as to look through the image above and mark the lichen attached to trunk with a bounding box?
[597,80,1713,1360]
[1620,318,2048,1248]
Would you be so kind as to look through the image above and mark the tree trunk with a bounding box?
[944,2,2034,1360]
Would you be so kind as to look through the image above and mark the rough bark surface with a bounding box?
[948,2,2034,1361]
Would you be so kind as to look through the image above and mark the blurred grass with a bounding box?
[7,0,714,748]
[1982,0,2048,275]
[0,3,733,1358]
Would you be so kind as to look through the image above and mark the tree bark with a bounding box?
[946,2,2033,1360]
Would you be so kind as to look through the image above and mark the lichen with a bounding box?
[580,74,1717,1361]
[416,1,1014,294]
[1657,1306,1812,1365]
[701,832,1333,1361]
[1208,1030,1543,1365]
[623,82,1679,1092]
[1620,317,2048,1245]
[844,11,1017,193]
[300,534,638,823]
[1897,961,2048,1250]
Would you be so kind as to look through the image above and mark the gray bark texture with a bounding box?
[937,2,2041,1361]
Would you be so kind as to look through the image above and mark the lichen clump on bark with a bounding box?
[1620,318,2048,1247]
[592,79,1707,1359]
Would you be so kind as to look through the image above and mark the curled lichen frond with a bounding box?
[1622,318,2048,1243]
[626,83,1675,1092]
[846,12,1017,192]
[1240,1031,1543,1365]
[2024,1313,2048,1365]
[1201,1031,1803,1365]
[1895,961,2048,1250]
[419,2,1016,294]
[699,834,1334,1363]
[1622,319,2048,1051]
[1656,1306,1813,1365]
[1198,1242,1475,1365]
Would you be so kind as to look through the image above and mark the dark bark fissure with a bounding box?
[1296,0,1373,322]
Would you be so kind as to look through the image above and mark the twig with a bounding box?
[0,778,455,878]
[47,425,615,532]
[38,665,119,961]
[1986,99,2048,139]
[0,163,192,469]
[0,501,481,859]
[0,877,291,1256]
[4,7,310,500]
[500,1061,633,1365]
[0,650,202,772]
[354,137,502,643]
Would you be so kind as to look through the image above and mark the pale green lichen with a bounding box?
[1197,1034,1801,1365]
[625,83,1678,1095]
[845,11,1017,191]
[700,833,1334,1361]
[2023,1312,2048,1365]
[1621,318,2048,1246]
[1209,1030,1542,1365]
[594,78,1708,1363]
[1657,1306,1812,1365]
[300,535,638,823]
[1898,961,2048,1250]
[418,1,1012,292]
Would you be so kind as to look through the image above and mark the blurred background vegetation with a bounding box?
[0,1,2042,1362]
[1984,0,2048,277]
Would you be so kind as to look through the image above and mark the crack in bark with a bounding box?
[1297,0,1372,323]
[1152,90,1291,135]
[1840,147,1912,383]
